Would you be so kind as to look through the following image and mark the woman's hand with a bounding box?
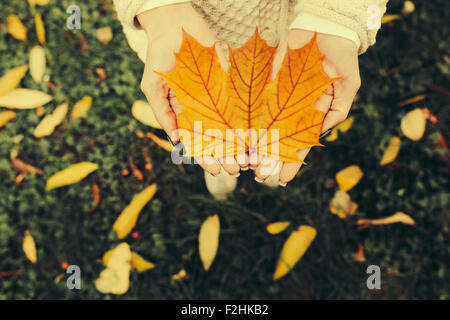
[138,3,240,175]
[254,29,361,185]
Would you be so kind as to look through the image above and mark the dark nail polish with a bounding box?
[319,129,332,141]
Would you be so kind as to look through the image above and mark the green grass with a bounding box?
[0,0,448,299]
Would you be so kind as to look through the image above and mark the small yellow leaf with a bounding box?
[335,165,363,192]
[95,243,131,295]
[172,269,187,280]
[34,102,68,138]
[0,65,29,97]
[130,252,155,272]
[71,96,93,120]
[23,230,37,263]
[112,184,157,239]
[7,14,27,41]
[398,94,427,107]
[402,1,415,15]
[36,0,50,5]
[0,89,52,109]
[198,214,220,271]
[28,0,37,6]
[146,132,174,152]
[30,46,46,84]
[0,111,16,128]
[266,221,291,235]
[336,117,354,133]
[401,108,426,141]
[357,212,415,229]
[46,162,98,190]
[97,26,113,44]
[381,14,401,24]
[325,127,338,142]
[273,225,316,280]
[325,117,353,142]
[35,14,46,44]
[131,100,162,129]
[380,136,401,165]
[329,190,358,219]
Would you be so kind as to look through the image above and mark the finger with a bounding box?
[141,75,180,143]
[195,155,221,176]
[322,78,360,132]
[248,151,264,170]
[235,153,249,170]
[321,57,360,132]
[254,157,279,182]
[218,156,240,176]
[278,148,310,186]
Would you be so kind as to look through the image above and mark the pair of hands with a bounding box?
[138,3,361,185]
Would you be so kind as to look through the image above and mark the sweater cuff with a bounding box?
[290,12,360,50]
[295,0,388,54]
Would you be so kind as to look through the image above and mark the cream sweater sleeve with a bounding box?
[112,0,188,61]
[296,0,389,54]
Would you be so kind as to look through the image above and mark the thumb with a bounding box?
[321,80,358,132]
[141,75,180,143]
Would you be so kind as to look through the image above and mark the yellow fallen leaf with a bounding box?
[103,250,156,272]
[0,65,29,97]
[112,184,157,239]
[381,14,401,24]
[46,162,98,190]
[71,96,93,120]
[0,111,16,128]
[335,165,363,192]
[198,214,220,271]
[325,117,353,142]
[146,132,174,152]
[357,212,415,229]
[95,243,131,295]
[172,269,187,280]
[7,14,27,41]
[380,136,401,165]
[0,89,53,109]
[329,190,358,219]
[28,0,37,6]
[402,1,415,15]
[336,117,354,133]
[35,14,46,44]
[23,230,37,263]
[30,46,46,84]
[37,0,49,5]
[398,94,427,107]
[401,108,426,141]
[97,26,113,44]
[273,225,316,280]
[325,127,338,142]
[131,100,162,129]
[130,252,155,272]
[266,221,291,235]
[34,102,68,138]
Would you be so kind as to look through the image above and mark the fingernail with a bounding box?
[230,172,240,178]
[241,166,249,171]
[250,166,257,171]
[279,181,287,187]
[319,129,332,141]
[165,133,176,146]
[254,177,265,183]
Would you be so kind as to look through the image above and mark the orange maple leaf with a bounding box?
[159,29,337,162]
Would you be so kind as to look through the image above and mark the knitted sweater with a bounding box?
[113,0,388,61]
